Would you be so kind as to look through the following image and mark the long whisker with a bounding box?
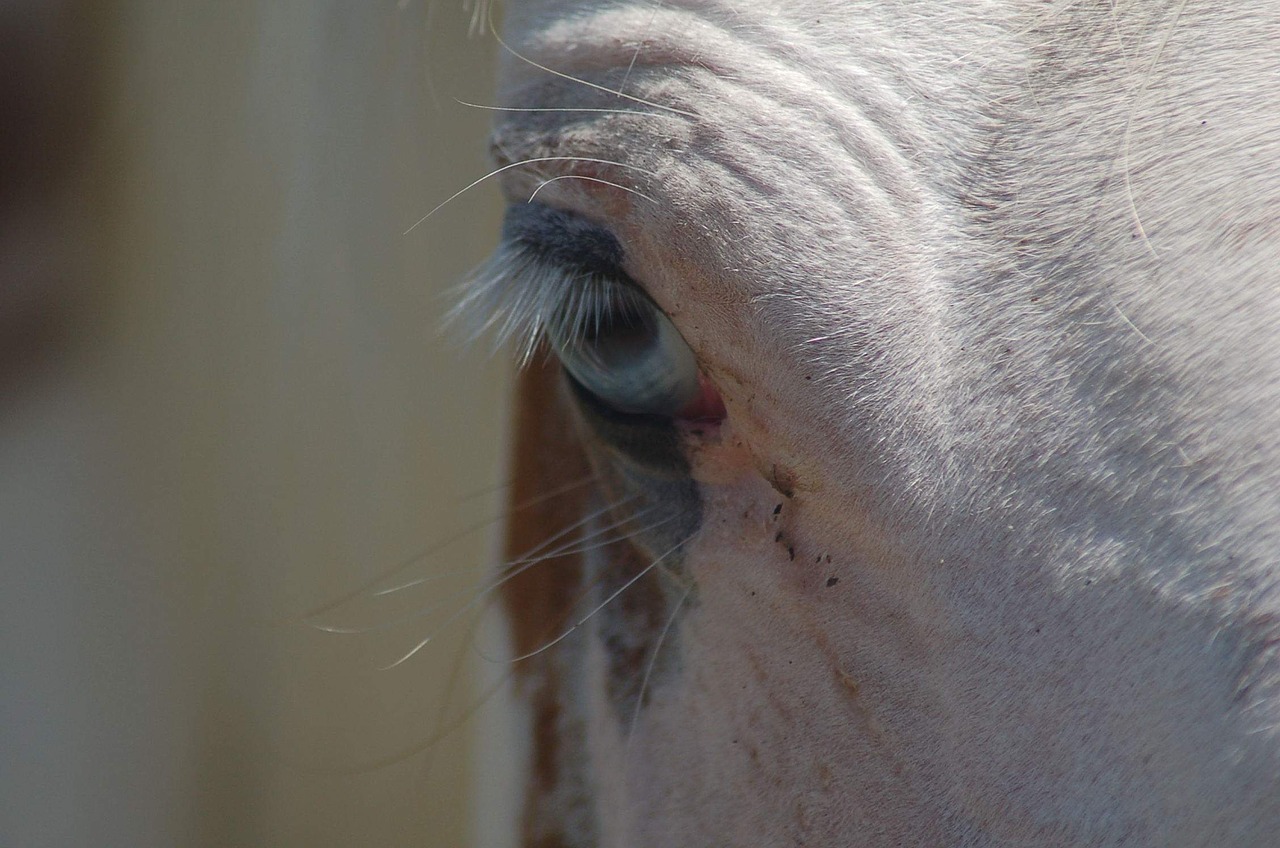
[528,174,658,205]
[293,595,516,775]
[469,543,619,667]
[290,473,599,621]
[415,574,494,787]
[311,501,650,635]
[316,552,589,775]
[465,0,495,36]
[624,582,692,764]
[506,534,691,664]
[404,156,657,235]
[499,501,655,568]
[295,525,610,775]
[455,475,514,504]
[541,513,682,561]
[484,2,697,120]
[370,494,635,598]
[452,98,655,118]
[375,512,678,670]
[342,538,686,772]
[619,0,665,96]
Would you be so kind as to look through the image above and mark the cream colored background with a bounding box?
[2,3,508,846]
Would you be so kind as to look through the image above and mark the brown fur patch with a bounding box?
[503,356,594,847]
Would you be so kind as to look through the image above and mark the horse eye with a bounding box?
[548,283,701,418]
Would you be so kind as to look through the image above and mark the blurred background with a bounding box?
[1,2,510,846]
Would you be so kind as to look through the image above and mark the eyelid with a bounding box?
[500,203,625,279]
[450,204,653,364]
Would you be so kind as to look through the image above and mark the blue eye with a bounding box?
[548,281,701,417]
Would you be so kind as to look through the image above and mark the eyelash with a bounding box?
[451,241,642,365]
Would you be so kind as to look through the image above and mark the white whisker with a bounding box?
[404,156,657,235]
[528,174,658,205]
[375,511,677,670]
[619,0,665,96]
[453,98,654,118]
[484,3,697,120]
[312,501,650,636]
[291,473,600,621]
[623,581,692,763]
[369,494,627,599]
[505,534,691,664]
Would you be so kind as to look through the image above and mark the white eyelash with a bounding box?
[448,242,646,367]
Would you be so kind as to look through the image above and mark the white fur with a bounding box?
[483,1,1280,844]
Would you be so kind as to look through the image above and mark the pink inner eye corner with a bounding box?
[676,373,727,424]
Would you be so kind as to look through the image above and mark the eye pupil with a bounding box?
[582,310,655,359]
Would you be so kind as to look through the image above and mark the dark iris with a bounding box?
[549,282,701,417]
[499,204,704,419]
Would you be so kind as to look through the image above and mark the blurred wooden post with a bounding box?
[1,3,505,846]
